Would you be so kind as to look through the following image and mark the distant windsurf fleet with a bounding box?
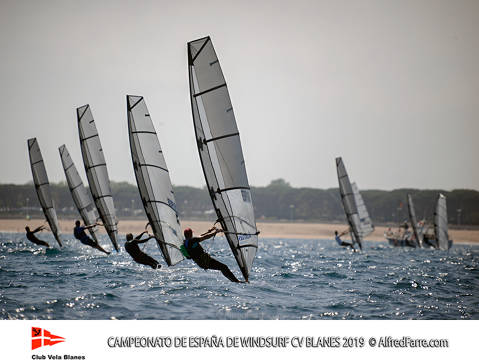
[384,193,452,250]
[25,36,453,283]
[335,155,452,251]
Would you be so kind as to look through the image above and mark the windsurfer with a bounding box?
[124,231,161,269]
[183,227,242,283]
[74,220,110,254]
[422,233,437,248]
[402,222,415,247]
[334,230,355,249]
[25,225,50,248]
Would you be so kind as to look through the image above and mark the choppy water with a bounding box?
[1,232,478,320]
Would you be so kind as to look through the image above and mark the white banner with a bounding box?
[1,320,475,361]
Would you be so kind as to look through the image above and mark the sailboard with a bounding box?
[336,157,362,250]
[434,193,451,250]
[127,95,184,266]
[188,36,259,281]
[351,182,374,238]
[77,104,119,252]
[407,194,422,247]
[59,144,101,242]
[27,138,62,247]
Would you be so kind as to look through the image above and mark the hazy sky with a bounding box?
[1,0,478,191]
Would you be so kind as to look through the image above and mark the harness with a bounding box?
[180,244,191,259]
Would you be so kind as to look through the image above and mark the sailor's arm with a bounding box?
[338,229,348,237]
[134,231,155,244]
[198,228,223,242]
[134,230,148,240]
[84,223,99,230]
[33,225,44,233]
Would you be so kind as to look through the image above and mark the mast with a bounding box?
[434,193,450,250]
[77,105,119,252]
[187,36,258,281]
[407,194,422,247]
[351,182,374,238]
[127,95,184,266]
[336,157,362,250]
[27,138,62,247]
[59,144,101,242]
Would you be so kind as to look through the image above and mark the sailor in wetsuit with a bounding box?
[124,231,161,269]
[183,227,242,283]
[25,225,50,248]
[402,223,416,247]
[73,220,110,254]
[334,230,355,250]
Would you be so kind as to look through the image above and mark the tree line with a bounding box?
[0,179,478,225]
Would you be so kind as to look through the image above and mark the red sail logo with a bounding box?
[31,327,65,350]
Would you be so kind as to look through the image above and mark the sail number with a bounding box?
[167,198,177,212]
[237,234,251,241]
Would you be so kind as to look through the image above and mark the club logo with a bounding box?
[31,327,65,350]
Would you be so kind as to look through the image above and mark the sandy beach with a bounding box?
[1,218,478,245]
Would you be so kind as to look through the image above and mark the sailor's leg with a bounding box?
[30,237,50,248]
[208,258,240,283]
[139,255,161,269]
[94,243,110,255]
[37,240,50,248]
[84,237,110,254]
[147,258,161,269]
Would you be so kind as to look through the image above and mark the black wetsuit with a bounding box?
[74,226,96,247]
[26,230,49,248]
[184,237,240,283]
[125,238,160,269]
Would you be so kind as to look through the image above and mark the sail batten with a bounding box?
[188,36,258,280]
[59,144,100,242]
[77,104,119,251]
[27,138,62,247]
[127,95,184,266]
[336,157,363,249]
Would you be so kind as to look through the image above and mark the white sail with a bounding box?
[351,182,374,238]
[434,193,451,250]
[77,105,119,251]
[59,144,101,242]
[188,36,258,281]
[27,138,62,247]
[336,157,362,249]
[127,95,184,266]
[407,194,422,247]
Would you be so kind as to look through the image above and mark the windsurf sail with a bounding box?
[77,105,119,252]
[188,36,258,281]
[407,194,422,247]
[27,138,62,247]
[59,144,101,242]
[434,193,450,250]
[351,182,374,238]
[127,95,184,266]
[336,157,362,249]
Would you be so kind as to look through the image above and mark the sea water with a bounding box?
[1,232,478,319]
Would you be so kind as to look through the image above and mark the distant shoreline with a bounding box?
[1,218,478,245]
